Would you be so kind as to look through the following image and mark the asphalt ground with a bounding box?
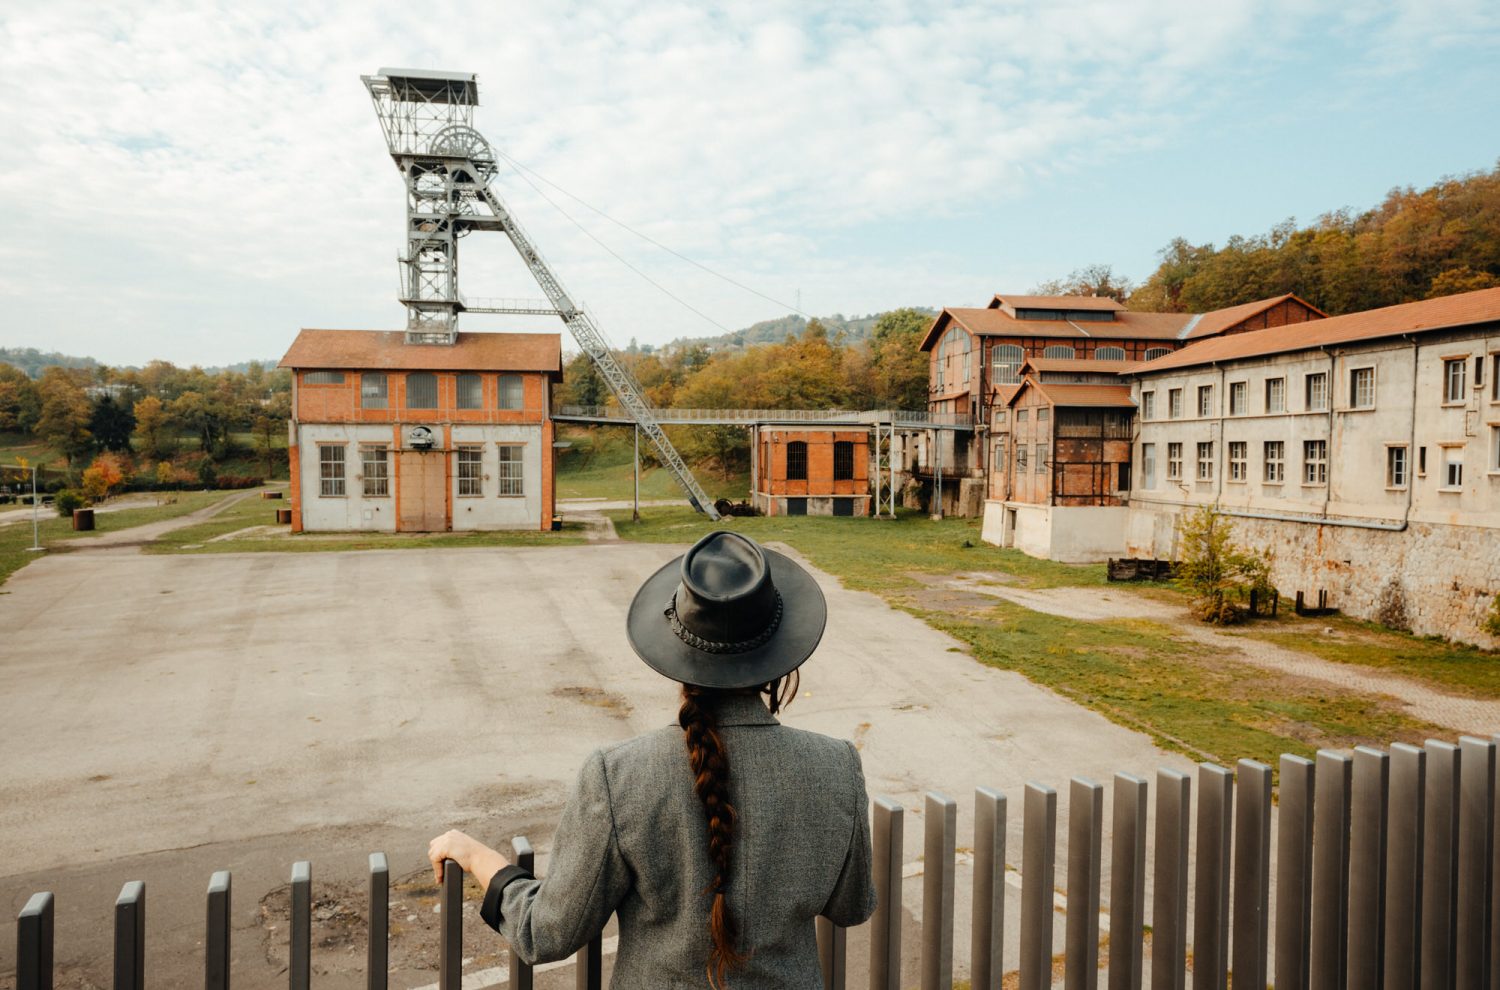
[0,540,1189,988]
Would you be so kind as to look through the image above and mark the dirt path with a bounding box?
[56,489,263,550]
[949,575,1500,736]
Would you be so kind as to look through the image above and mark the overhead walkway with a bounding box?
[553,405,975,431]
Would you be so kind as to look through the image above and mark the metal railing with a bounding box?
[12,734,1498,988]
[555,405,976,430]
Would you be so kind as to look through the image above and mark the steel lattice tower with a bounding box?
[360,68,719,517]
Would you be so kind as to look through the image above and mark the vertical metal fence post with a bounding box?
[1457,737,1495,988]
[1384,742,1426,989]
[1109,774,1148,990]
[1311,751,1352,989]
[1020,782,1058,990]
[16,892,54,990]
[114,881,145,990]
[511,837,535,990]
[817,917,847,990]
[290,862,311,990]
[1231,760,1272,990]
[1152,769,1191,990]
[1349,746,1390,990]
[972,788,1007,990]
[870,798,904,990]
[206,871,231,990]
[921,791,957,990]
[440,860,462,990]
[1065,778,1103,990]
[1421,740,1460,989]
[1491,734,1500,990]
[1192,764,1233,990]
[368,853,389,990]
[1276,755,1316,990]
[575,932,603,990]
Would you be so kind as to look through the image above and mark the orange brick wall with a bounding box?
[756,429,870,504]
[1220,298,1323,336]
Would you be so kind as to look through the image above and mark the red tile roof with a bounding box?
[1182,293,1327,340]
[279,330,564,377]
[1007,380,1136,408]
[991,294,1125,312]
[1135,288,1500,374]
[921,307,1193,349]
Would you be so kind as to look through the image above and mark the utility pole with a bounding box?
[27,464,41,552]
[633,424,640,523]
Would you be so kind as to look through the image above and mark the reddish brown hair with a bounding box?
[678,673,798,989]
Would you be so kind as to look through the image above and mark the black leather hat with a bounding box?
[627,531,827,690]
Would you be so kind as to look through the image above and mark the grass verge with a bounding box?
[555,426,748,502]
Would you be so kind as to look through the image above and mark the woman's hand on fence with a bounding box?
[427,829,510,888]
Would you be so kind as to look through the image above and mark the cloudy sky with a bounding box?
[1,1,1497,367]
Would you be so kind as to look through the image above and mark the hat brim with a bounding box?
[627,545,827,690]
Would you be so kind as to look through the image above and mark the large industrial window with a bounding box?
[1350,367,1375,409]
[1264,441,1284,483]
[1095,346,1126,361]
[994,440,1007,476]
[318,445,346,497]
[1197,385,1214,418]
[1386,446,1408,489]
[1265,378,1286,413]
[498,374,525,410]
[1305,372,1328,411]
[1143,347,1171,361]
[1444,359,1467,403]
[456,374,483,410]
[1037,408,1050,423]
[833,441,854,480]
[1442,447,1464,489]
[1303,440,1328,485]
[361,445,389,497]
[1035,443,1048,475]
[1166,442,1183,480]
[1117,462,1130,490]
[305,371,344,385]
[1017,445,1028,472]
[457,446,483,496]
[1196,442,1214,481]
[497,444,524,496]
[991,344,1024,385]
[406,373,438,409]
[1228,441,1247,482]
[1168,389,1183,419]
[1043,345,1075,359]
[1229,381,1247,415]
[786,441,808,480]
[1141,443,1156,488]
[361,373,388,410]
[1016,409,1029,424]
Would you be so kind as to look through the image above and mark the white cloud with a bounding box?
[0,0,1492,364]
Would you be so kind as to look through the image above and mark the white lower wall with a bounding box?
[980,501,1129,563]
[450,424,544,530]
[297,424,399,532]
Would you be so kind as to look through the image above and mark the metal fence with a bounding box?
[12,734,1500,989]
[554,405,976,430]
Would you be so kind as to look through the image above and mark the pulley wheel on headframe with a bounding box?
[430,125,498,183]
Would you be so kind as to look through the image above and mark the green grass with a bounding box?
[923,602,1440,769]
[555,426,748,502]
[0,489,242,586]
[607,505,1103,592]
[149,492,587,554]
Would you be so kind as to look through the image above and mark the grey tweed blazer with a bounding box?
[492,693,876,988]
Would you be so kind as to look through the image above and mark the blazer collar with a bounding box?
[707,693,780,727]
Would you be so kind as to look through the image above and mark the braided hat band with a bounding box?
[664,589,784,655]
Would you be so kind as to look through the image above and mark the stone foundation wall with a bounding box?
[1128,508,1500,649]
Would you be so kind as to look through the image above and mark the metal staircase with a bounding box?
[362,67,719,518]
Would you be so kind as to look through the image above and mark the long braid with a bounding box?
[679,686,748,988]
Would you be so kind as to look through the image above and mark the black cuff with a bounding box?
[479,865,535,932]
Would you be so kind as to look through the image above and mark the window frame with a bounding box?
[1228,381,1247,416]
[1196,441,1215,482]
[1197,385,1214,418]
[318,444,346,497]
[1264,440,1285,484]
[1440,445,1464,490]
[1168,388,1183,419]
[1035,442,1048,475]
[1166,442,1183,481]
[1043,344,1076,360]
[456,373,483,411]
[361,373,388,410]
[994,439,1007,477]
[1095,346,1127,361]
[304,371,345,385]
[1305,372,1328,412]
[498,374,525,411]
[496,443,526,496]
[1228,441,1247,482]
[1302,439,1328,486]
[1141,442,1156,489]
[1444,358,1467,404]
[786,440,808,481]
[1490,425,1500,474]
[1349,367,1376,410]
[456,445,484,497]
[360,444,389,497]
[1265,377,1286,414]
[833,440,855,481]
[1385,444,1409,490]
[990,344,1024,386]
[1016,444,1028,473]
[1141,391,1156,420]
[405,372,439,410]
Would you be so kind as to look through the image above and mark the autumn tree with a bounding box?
[869,308,932,409]
[1032,263,1134,303]
[0,364,40,433]
[1174,506,1274,624]
[88,395,135,453]
[253,391,291,478]
[35,367,94,467]
[132,396,172,459]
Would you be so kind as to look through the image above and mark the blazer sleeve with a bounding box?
[821,741,878,927]
[494,748,631,964]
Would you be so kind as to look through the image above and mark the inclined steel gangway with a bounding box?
[362,68,722,519]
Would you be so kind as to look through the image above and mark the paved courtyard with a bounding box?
[0,538,1190,988]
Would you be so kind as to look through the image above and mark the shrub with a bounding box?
[1175,505,1276,625]
[1486,594,1500,638]
[81,452,129,502]
[54,489,87,517]
[214,474,265,490]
